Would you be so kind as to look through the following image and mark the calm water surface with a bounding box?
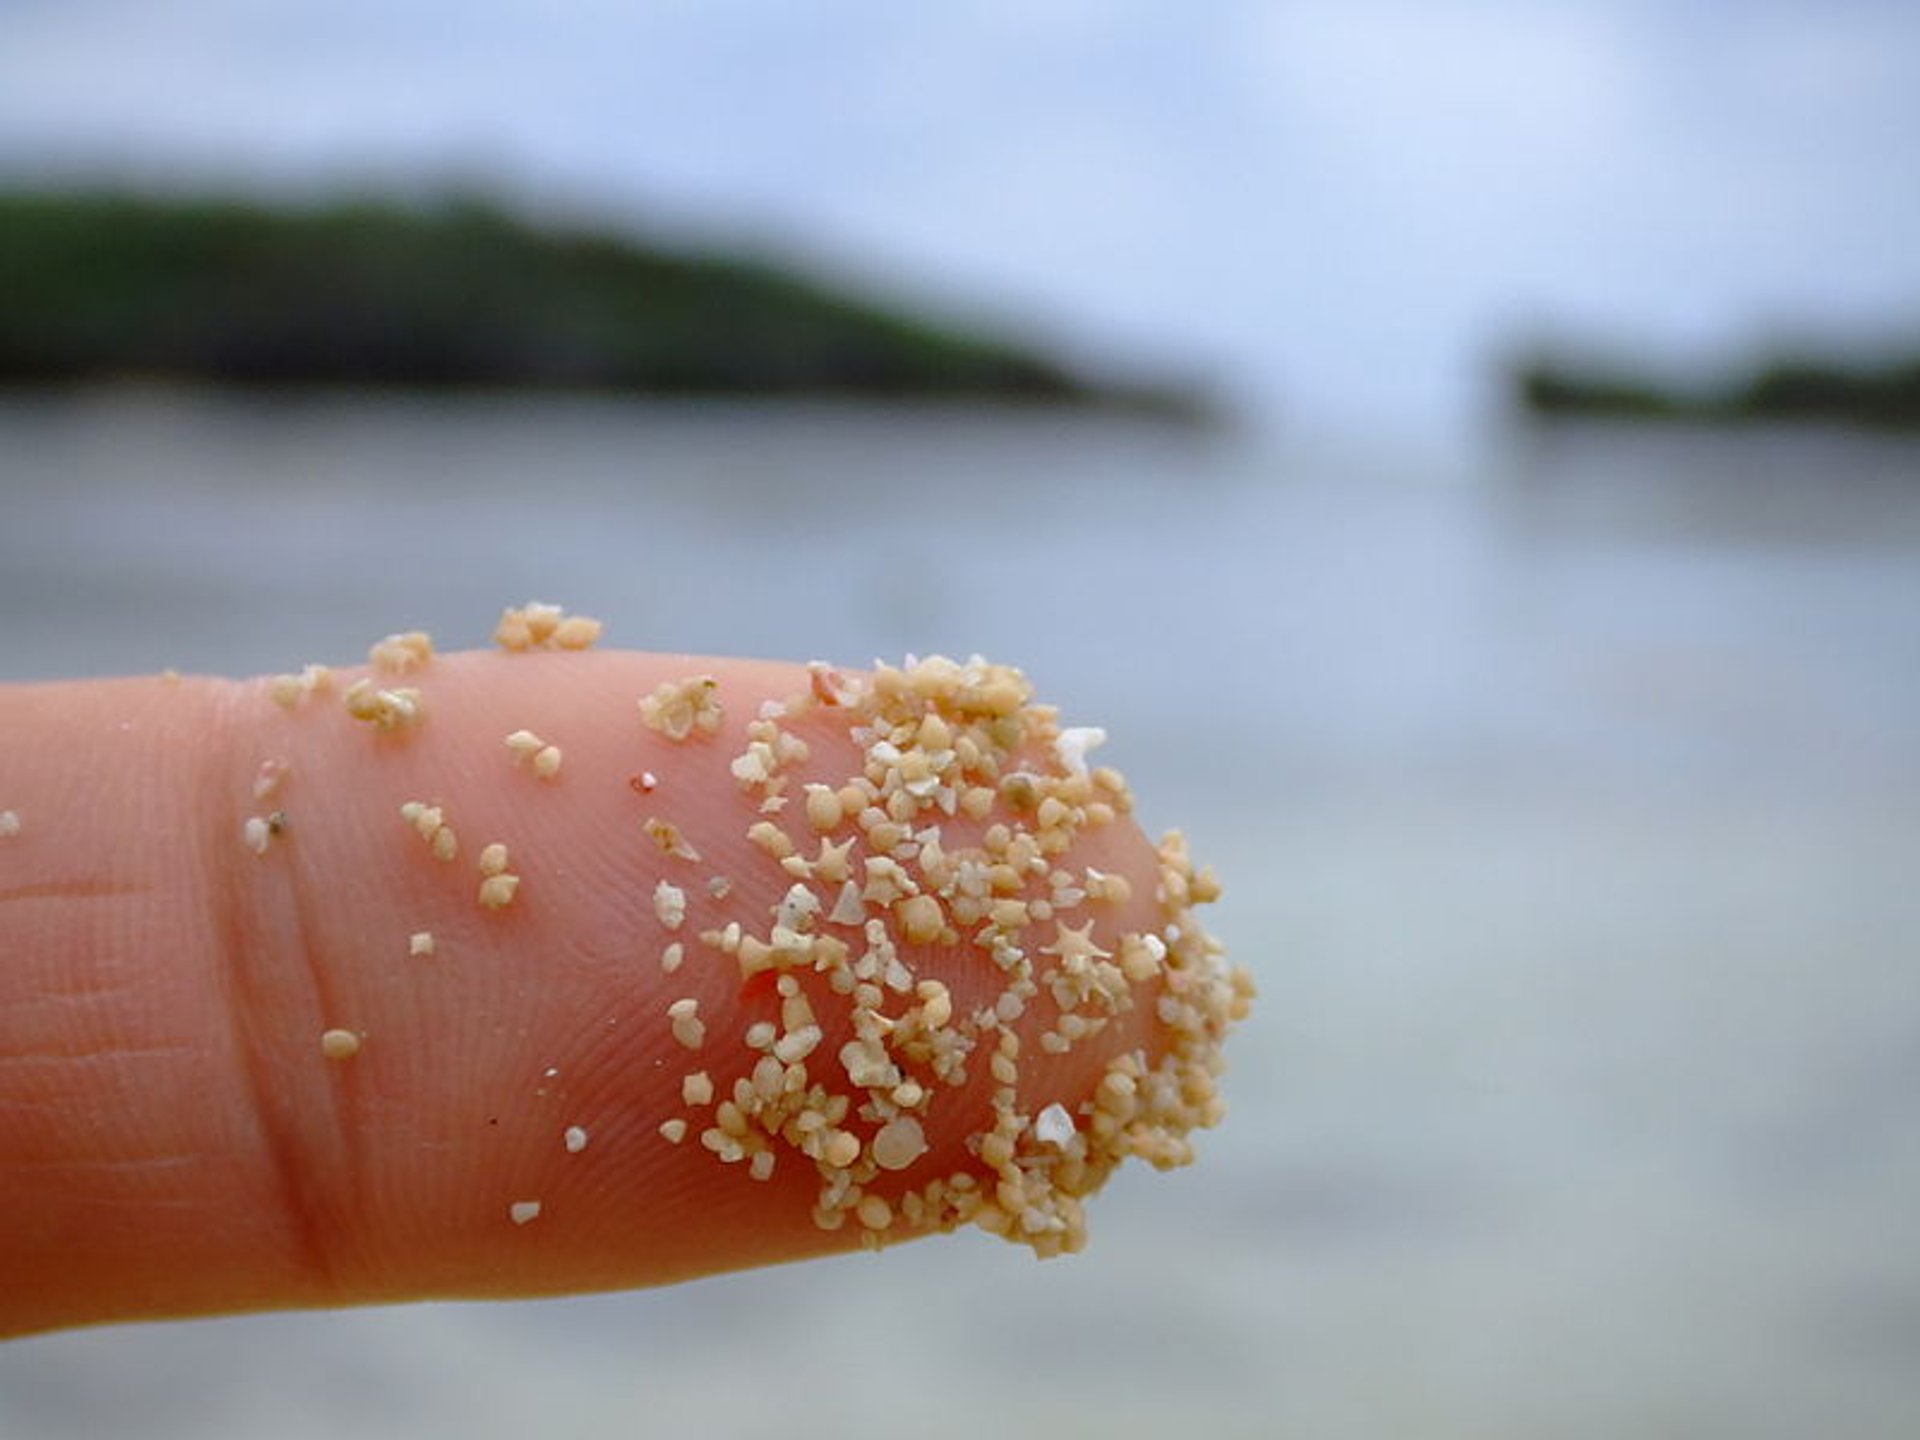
[2,393,1917,1438]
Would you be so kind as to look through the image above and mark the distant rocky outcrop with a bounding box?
[0,190,1207,418]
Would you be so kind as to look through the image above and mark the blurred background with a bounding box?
[3,3,1919,1437]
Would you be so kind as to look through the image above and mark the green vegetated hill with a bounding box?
[0,191,1202,415]
[1513,347,1920,430]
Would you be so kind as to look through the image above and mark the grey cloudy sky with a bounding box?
[3,0,1916,434]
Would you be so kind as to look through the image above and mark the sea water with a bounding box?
[2,392,1917,1438]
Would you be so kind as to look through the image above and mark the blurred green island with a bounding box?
[0,191,1203,417]
[1515,347,1920,430]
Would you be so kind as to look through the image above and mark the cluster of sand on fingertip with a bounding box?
[246,606,1251,1248]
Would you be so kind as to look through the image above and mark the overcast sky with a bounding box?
[3,0,1917,435]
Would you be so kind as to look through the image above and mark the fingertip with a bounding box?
[477,648,1251,1266]
[281,641,1241,1283]
[21,629,1250,1327]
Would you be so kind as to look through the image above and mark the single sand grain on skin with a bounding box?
[320,1029,362,1061]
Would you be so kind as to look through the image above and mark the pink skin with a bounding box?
[0,651,1173,1336]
